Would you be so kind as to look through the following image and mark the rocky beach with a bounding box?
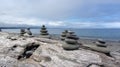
[0,31,120,67]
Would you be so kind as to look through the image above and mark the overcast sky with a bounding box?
[0,0,120,28]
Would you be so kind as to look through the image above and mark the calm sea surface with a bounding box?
[2,28,120,40]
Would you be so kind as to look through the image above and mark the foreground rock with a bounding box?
[0,32,119,67]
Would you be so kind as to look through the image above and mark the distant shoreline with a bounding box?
[4,31,120,42]
[2,28,120,41]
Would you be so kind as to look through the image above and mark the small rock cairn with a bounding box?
[26,28,32,35]
[60,30,68,40]
[40,25,50,38]
[95,39,106,47]
[20,29,26,36]
[62,31,80,50]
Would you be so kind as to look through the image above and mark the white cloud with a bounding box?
[48,21,65,27]
[102,22,120,28]
[65,22,120,28]
[0,14,66,27]
[0,14,120,28]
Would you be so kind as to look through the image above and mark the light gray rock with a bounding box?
[110,50,120,60]
[0,32,119,67]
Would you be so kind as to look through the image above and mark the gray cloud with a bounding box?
[0,0,120,28]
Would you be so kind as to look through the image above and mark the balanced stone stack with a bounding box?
[84,39,109,53]
[95,39,106,47]
[26,28,32,35]
[20,29,26,36]
[40,25,50,38]
[62,31,80,50]
[60,30,68,40]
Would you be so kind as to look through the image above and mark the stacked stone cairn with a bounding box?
[85,39,110,54]
[95,39,106,47]
[26,28,32,35]
[40,25,50,38]
[60,30,68,40]
[62,31,80,50]
[20,29,26,36]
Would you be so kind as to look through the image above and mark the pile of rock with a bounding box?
[83,39,110,54]
[20,28,32,37]
[62,31,80,50]
[25,28,32,35]
[95,39,106,47]
[20,29,26,36]
[60,30,68,40]
[40,25,50,38]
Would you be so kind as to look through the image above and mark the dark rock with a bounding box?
[87,63,104,67]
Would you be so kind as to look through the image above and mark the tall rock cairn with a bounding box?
[62,31,80,50]
[40,25,50,38]
[60,30,68,40]
[20,29,26,36]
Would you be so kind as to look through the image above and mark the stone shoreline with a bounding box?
[0,32,120,67]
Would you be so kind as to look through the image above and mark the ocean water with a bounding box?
[2,28,120,40]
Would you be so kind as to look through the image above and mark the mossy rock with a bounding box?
[62,43,80,50]
[65,39,77,44]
